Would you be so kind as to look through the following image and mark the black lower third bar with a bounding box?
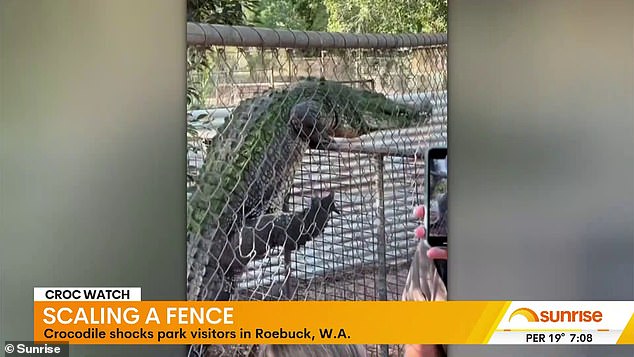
[4,341,68,357]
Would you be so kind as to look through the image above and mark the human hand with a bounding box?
[426,246,447,260]
[405,205,448,357]
[413,204,448,261]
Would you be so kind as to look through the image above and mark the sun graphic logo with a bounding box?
[508,307,603,323]
[508,308,539,323]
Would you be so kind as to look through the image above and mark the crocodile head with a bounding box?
[333,89,433,138]
[293,78,432,139]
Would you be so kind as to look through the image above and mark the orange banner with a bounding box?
[34,301,510,345]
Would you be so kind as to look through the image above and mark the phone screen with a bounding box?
[426,147,448,288]
[426,148,448,247]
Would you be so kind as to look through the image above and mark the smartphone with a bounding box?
[425,147,448,287]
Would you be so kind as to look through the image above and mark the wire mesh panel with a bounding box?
[186,23,447,357]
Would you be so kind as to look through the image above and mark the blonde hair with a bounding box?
[258,344,367,357]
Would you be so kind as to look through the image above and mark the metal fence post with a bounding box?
[375,154,389,357]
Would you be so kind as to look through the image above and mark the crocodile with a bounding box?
[187,77,429,302]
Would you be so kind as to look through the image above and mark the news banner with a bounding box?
[27,287,634,346]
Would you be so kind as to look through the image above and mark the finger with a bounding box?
[427,247,448,260]
[413,205,425,220]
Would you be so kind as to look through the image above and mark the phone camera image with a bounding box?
[429,155,448,239]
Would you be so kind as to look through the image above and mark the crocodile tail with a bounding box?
[187,226,236,302]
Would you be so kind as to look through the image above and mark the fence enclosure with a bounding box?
[186,22,447,357]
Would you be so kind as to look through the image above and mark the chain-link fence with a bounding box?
[186,22,447,357]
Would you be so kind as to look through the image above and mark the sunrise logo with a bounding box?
[509,308,539,322]
[509,307,603,323]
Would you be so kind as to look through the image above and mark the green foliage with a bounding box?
[248,0,329,31]
[187,0,258,25]
[186,0,257,111]
[324,0,447,34]
[417,0,448,33]
[186,0,446,38]
[186,0,446,37]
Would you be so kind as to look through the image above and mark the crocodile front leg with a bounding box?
[290,100,334,150]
